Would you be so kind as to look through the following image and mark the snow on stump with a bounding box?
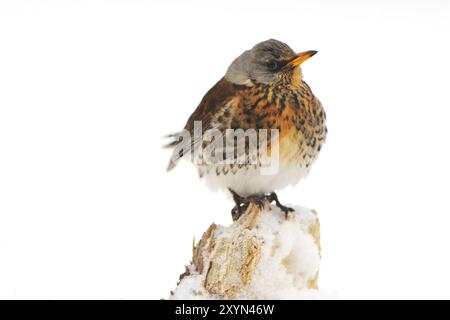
[170,199,322,299]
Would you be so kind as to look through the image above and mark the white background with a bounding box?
[1,0,449,299]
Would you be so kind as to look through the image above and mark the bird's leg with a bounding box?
[246,193,266,210]
[229,189,265,221]
[266,192,294,218]
[229,189,248,221]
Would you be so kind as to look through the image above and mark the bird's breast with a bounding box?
[230,83,326,166]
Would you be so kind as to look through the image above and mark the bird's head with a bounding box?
[225,39,317,86]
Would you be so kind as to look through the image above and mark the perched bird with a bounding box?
[166,39,327,219]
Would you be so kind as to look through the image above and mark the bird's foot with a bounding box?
[265,192,294,219]
[229,189,265,221]
[229,189,293,220]
[229,189,248,221]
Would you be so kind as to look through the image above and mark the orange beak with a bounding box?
[287,50,318,67]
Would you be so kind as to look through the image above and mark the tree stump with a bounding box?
[170,199,322,299]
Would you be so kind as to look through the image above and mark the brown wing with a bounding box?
[184,77,239,134]
[166,77,242,170]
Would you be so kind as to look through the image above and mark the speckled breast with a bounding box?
[210,80,327,170]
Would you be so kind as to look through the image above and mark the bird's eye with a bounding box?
[266,60,278,71]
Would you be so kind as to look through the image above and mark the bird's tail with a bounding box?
[162,132,183,171]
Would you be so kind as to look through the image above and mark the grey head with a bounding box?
[225,39,297,85]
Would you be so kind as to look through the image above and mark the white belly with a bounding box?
[199,162,311,196]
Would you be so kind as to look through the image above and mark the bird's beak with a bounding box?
[288,50,318,67]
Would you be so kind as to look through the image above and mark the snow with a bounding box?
[170,205,336,300]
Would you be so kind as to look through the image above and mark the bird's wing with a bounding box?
[166,77,243,171]
[184,77,239,134]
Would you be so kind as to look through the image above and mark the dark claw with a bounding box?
[247,194,265,210]
[231,202,249,221]
[229,188,248,221]
[265,192,294,219]
[229,189,293,220]
[229,189,265,221]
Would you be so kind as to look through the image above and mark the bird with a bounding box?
[165,39,327,220]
